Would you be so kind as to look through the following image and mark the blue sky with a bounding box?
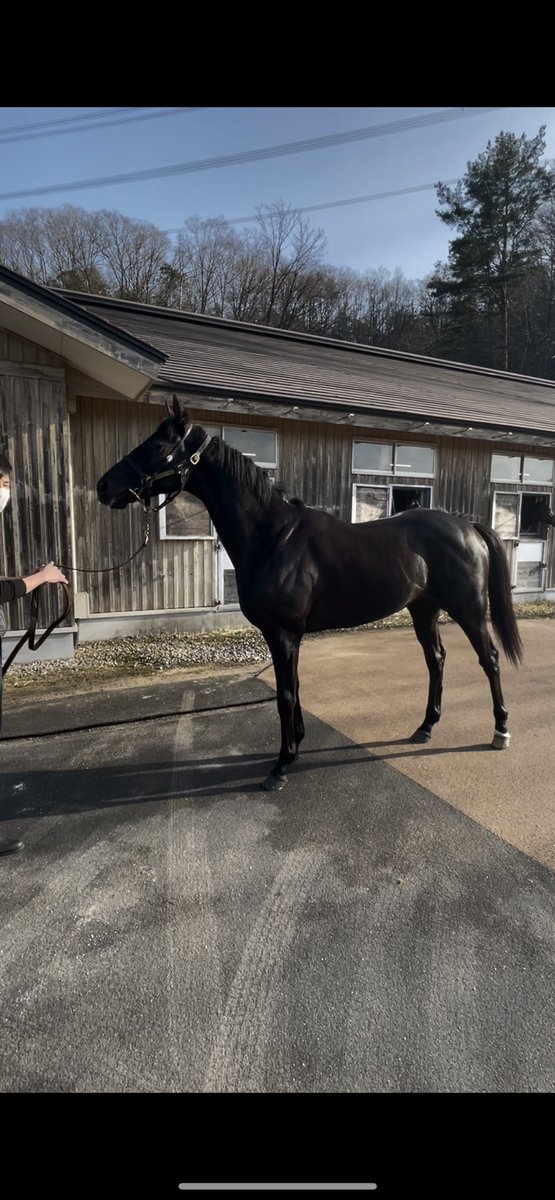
[1,106,554,282]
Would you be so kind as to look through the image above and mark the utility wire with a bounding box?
[0,107,507,203]
[0,107,143,135]
[0,107,206,146]
[164,178,462,232]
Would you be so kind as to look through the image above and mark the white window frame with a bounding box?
[158,499,215,542]
[352,440,435,478]
[222,426,278,470]
[490,453,554,485]
[352,483,434,521]
[159,423,278,540]
[352,484,389,522]
[159,422,220,541]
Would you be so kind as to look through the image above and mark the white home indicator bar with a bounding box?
[178,1187,377,1192]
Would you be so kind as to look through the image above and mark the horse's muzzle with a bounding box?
[97,477,131,508]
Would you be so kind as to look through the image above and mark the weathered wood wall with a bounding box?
[71,396,217,613]
[0,327,73,631]
[72,392,555,613]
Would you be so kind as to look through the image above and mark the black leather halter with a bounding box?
[121,424,212,512]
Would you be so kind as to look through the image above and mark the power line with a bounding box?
[0,108,206,146]
[0,107,145,136]
[164,178,462,233]
[0,107,507,204]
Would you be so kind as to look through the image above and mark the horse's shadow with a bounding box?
[358,736,493,761]
[0,736,494,822]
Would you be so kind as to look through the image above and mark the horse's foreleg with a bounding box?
[262,629,301,791]
[408,600,445,743]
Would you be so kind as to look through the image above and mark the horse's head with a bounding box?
[532,496,555,527]
[97,397,211,509]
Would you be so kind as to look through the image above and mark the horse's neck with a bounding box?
[187,461,269,566]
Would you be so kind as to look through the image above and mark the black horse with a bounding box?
[97,399,524,790]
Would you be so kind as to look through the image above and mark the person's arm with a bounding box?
[0,578,27,604]
[0,562,68,602]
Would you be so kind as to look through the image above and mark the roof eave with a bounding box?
[0,270,165,400]
[149,381,555,443]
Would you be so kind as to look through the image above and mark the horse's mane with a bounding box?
[210,437,304,508]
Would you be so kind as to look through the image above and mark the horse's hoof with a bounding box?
[491,729,511,750]
[410,728,432,744]
[262,770,288,791]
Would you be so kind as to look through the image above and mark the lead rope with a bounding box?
[2,510,152,676]
[2,581,73,677]
[3,431,212,673]
[58,507,152,576]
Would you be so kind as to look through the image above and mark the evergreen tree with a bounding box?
[428,128,553,369]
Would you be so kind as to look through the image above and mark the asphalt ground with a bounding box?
[0,621,553,1096]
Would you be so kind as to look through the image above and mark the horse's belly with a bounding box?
[307,588,403,628]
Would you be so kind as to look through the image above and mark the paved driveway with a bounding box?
[0,622,553,1094]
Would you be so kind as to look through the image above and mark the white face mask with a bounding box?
[0,487,11,513]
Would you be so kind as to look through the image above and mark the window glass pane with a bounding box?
[395,445,435,476]
[391,486,431,512]
[491,454,521,482]
[520,494,549,535]
[522,457,554,484]
[352,442,393,473]
[493,493,519,539]
[516,559,543,589]
[162,491,211,538]
[354,486,388,522]
[223,427,276,466]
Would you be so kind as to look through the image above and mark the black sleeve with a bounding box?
[0,578,27,603]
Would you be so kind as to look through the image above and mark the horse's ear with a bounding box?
[166,394,186,421]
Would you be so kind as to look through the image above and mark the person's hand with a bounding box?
[36,562,69,586]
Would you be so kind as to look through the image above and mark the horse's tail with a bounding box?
[473,521,524,665]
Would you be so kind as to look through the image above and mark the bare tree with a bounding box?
[0,208,54,281]
[97,211,171,302]
[225,229,268,322]
[43,206,107,292]
[254,201,327,326]
[172,216,238,314]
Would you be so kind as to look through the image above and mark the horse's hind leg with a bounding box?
[262,627,302,790]
[450,611,510,749]
[408,598,446,743]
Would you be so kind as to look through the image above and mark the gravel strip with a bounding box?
[4,601,554,688]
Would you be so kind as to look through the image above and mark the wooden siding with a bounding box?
[0,327,73,631]
[70,394,555,616]
[71,396,216,613]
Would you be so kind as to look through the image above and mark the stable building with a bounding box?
[1,263,554,661]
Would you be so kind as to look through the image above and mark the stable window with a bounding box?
[159,424,278,540]
[492,490,550,593]
[219,426,277,606]
[353,484,432,522]
[352,441,435,477]
[159,423,219,540]
[159,491,213,540]
[491,453,553,484]
[223,427,277,469]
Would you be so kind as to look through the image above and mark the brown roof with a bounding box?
[60,291,555,439]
